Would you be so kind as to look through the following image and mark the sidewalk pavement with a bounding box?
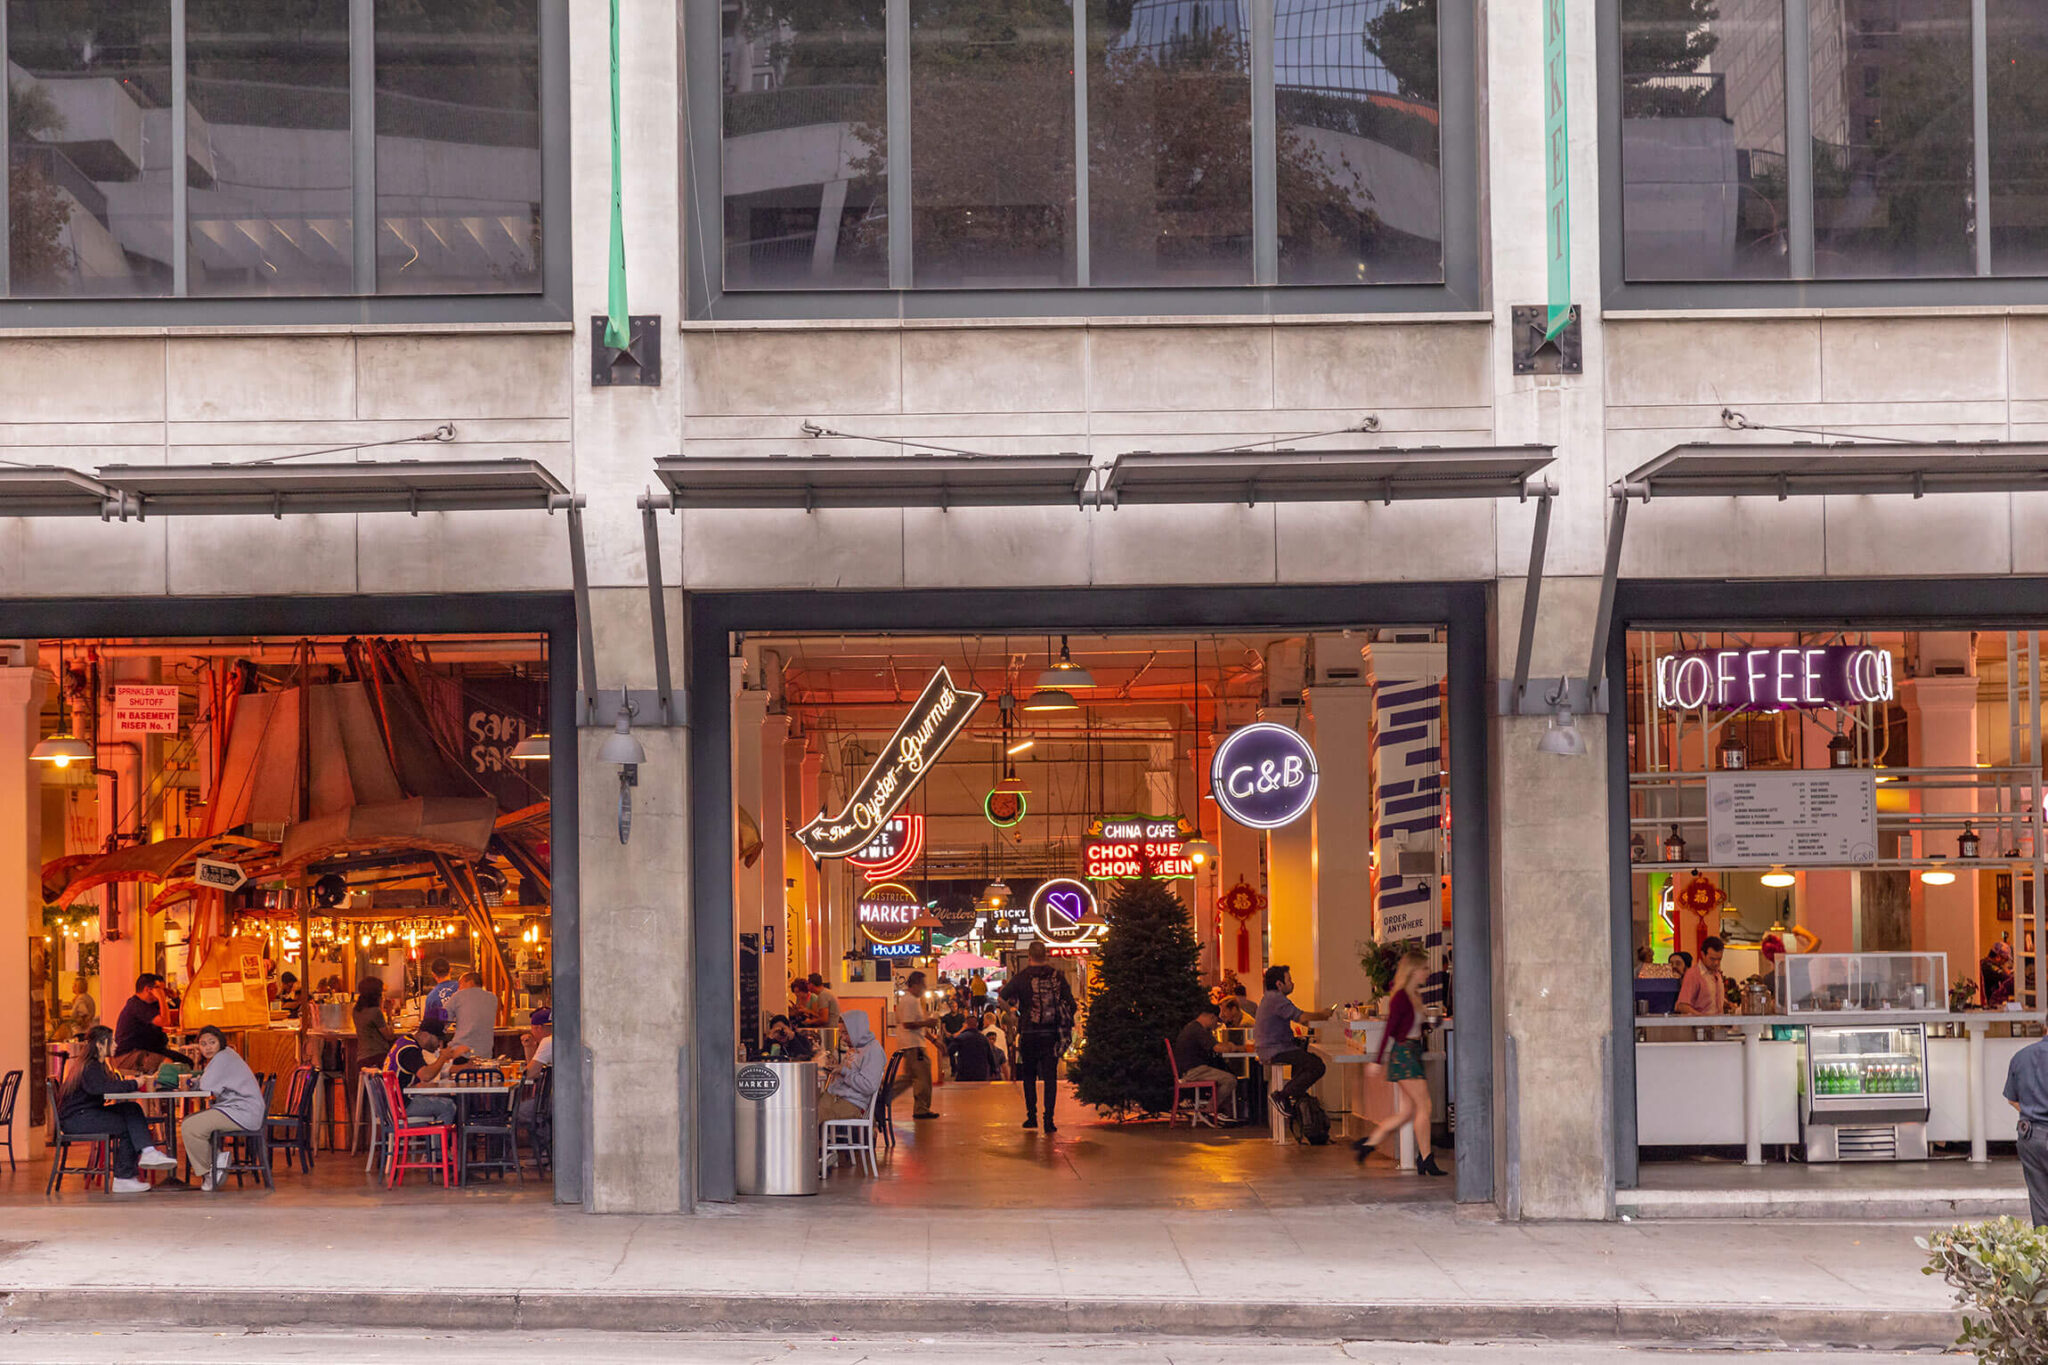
[0,1197,1971,1349]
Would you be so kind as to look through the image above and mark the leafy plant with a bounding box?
[1360,938,1423,999]
[1920,1218,2048,1365]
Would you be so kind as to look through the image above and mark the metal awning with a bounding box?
[1588,440,2048,706]
[1616,441,2048,501]
[649,453,1096,510]
[0,466,122,517]
[94,458,573,518]
[1099,446,1558,506]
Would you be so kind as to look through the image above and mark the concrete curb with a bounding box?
[1617,1186,2029,1221]
[0,1288,1964,1349]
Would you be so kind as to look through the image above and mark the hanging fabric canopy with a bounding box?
[205,683,404,837]
[44,834,260,910]
[277,794,496,874]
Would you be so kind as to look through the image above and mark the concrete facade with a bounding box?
[3,0,2044,1221]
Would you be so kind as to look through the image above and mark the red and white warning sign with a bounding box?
[113,685,181,734]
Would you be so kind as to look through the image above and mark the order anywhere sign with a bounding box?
[1544,0,1570,340]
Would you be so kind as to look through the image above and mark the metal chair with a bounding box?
[820,1080,883,1179]
[874,1050,904,1151]
[209,1075,277,1190]
[43,1079,111,1194]
[1164,1039,1220,1128]
[457,1075,521,1184]
[359,1068,395,1175]
[0,1069,21,1171]
[513,1066,553,1174]
[379,1070,453,1189]
[267,1064,318,1173]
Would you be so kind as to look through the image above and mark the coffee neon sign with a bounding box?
[1655,646,1894,713]
[795,667,984,859]
[1082,815,1194,880]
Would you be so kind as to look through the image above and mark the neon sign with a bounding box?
[856,882,923,947]
[1211,722,1319,830]
[1654,646,1894,713]
[795,668,984,859]
[847,815,924,882]
[1082,815,1194,880]
[1029,877,1101,947]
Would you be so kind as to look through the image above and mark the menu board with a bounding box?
[1706,770,1878,866]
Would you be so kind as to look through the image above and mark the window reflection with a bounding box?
[910,0,1076,287]
[1087,0,1252,287]
[1811,0,1973,279]
[1276,0,1441,285]
[1619,0,1789,281]
[721,0,888,290]
[6,0,173,296]
[375,0,542,294]
[1987,0,2048,276]
[187,0,352,296]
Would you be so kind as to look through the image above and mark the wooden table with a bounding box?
[118,1090,213,1179]
[405,1081,519,1186]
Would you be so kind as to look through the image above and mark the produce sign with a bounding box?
[1082,815,1194,880]
[847,815,924,882]
[795,668,984,859]
[1654,646,1894,713]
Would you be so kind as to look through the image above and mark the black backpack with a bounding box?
[1291,1094,1331,1146]
[1019,967,1076,1033]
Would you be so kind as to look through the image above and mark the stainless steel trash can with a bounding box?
[734,1060,819,1195]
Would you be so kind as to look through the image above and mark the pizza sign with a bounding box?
[1082,815,1194,880]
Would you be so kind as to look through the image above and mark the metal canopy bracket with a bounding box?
[1512,304,1583,376]
[591,315,662,387]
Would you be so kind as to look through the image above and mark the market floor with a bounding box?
[809,1078,1451,1211]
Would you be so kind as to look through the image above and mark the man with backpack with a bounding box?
[1000,941,1076,1134]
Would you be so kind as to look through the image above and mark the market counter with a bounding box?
[1636,1013,2042,1163]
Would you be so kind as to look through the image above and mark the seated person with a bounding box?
[1217,996,1251,1032]
[66,976,96,1038]
[819,1014,887,1124]
[178,1025,268,1192]
[387,1021,474,1128]
[354,978,398,1067]
[113,974,189,1072]
[1175,1003,1240,1118]
[947,1013,999,1082]
[272,971,304,1010]
[764,1014,815,1060]
[58,1025,178,1193]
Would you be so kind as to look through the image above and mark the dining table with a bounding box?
[405,1079,521,1186]
[116,1089,213,1179]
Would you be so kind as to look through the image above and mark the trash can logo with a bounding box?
[736,1064,782,1101]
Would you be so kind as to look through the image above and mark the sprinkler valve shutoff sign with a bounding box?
[795,668,984,860]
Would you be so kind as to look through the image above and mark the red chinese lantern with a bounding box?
[1217,878,1266,975]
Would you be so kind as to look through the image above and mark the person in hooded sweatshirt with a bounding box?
[819,1012,888,1124]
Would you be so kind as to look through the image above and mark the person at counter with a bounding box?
[1255,965,1335,1120]
[66,977,96,1037]
[1760,921,1820,972]
[1175,1003,1238,1119]
[807,973,844,1027]
[272,972,303,1010]
[448,972,498,1058]
[388,1022,472,1128]
[820,1014,887,1124]
[421,958,459,1029]
[764,1015,815,1060]
[1675,938,1727,1016]
[2003,1029,2048,1226]
[113,974,189,1071]
[354,979,398,1067]
[1984,941,2016,1010]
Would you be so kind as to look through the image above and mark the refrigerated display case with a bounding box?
[1800,1020,1931,1161]
[1776,952,1946,1015]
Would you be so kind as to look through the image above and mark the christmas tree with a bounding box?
[1070,877,1209,1119]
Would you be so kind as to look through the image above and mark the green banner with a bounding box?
[605,0,629,351]
[1544,0,1570,341]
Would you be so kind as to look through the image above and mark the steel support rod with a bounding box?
[1509,493,1554,711]
[641,501,676,725]
[1585,493,1630,703]
[567,502,599,721]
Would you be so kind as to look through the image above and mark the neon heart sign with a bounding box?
[1029,877,1099,947]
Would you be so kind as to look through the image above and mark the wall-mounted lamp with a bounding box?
[598,687,646,844]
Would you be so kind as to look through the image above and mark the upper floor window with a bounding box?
[4,0,543,300]
[713,0,1451,299]
[1615,0,2048,287]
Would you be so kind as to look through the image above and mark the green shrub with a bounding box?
[1920,1217,2048,1365]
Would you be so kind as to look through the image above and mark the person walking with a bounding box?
[890,971,940,1119]
[2004,1027,2048,1225]
[999,941,1075,1134]
[1354,949,1445,1176]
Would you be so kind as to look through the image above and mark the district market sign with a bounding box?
[795,667,984,859]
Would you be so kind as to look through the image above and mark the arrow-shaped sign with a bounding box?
[795,667,984,860]
[193,857,248,893]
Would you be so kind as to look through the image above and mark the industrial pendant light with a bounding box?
[1034,634,1095,689]
[509,731,552,762]
[1022,686,1077,712]
[30,640,91,768]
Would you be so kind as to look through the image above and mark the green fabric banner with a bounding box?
[605,0,629,351]
[1543,0,1570,341]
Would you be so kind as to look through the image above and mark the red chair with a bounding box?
[1164,1038,1220,1128]
[379,1070,453,1189]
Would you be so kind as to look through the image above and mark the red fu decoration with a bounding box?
[1217,878,1266,975]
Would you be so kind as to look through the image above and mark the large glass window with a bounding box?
[375,0,543,294]
[1,0,545,300]
[1987,0,2048,276]
[713,0,1446,292]
[719,0,888,290]
[187,0,353,296]
[910,0,1076,287]
[1276,0,1442,285]
[5,0,174,296]
[1619,0,1789,280]
[1811,0,1973,278]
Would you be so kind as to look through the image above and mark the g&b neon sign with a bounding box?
[1211,722,1319,830]
[1655,646,1894,714]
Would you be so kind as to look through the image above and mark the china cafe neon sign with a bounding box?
[1082,815,1195,880]
[1654,646,1894,714]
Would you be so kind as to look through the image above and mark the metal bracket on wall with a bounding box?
[591,315,662,387]
[1496,674,1608,717]
[576,687,676,729]
[1511,304,1583,376]
[566,495,682,730]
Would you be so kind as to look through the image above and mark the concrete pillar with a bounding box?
[732,685,768,1048]
[1307,684,1374,1007]
[758,711,791,1010]
[1492,579,1614,1221]
[0,658,46,1148]
[1904,673,1982,985]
